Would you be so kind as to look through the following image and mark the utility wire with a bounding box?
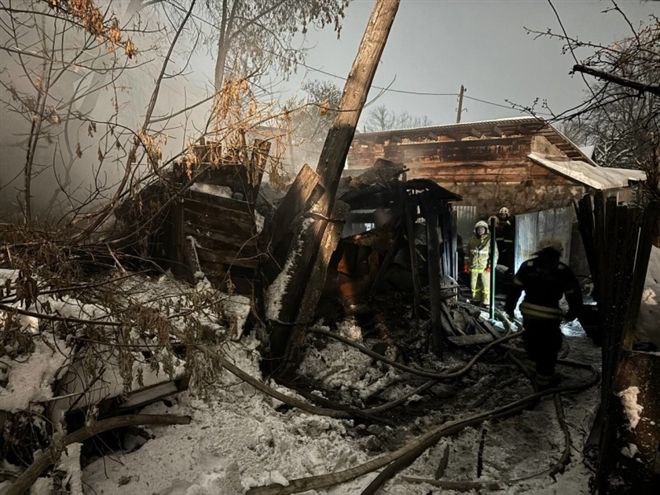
[156,0,546,116]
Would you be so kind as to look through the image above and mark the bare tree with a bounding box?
[524,5,659,203]
[197,0,351,90]
[362,104,432,132]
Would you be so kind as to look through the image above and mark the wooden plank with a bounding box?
[184,191,253,215]
[183,225,257,250]
[182,204,255,233]
[279,201,350,373]
[195,243,259,268]
[423,194,445,354]
[191,232,258,255]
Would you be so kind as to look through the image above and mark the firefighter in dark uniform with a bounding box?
[504,240,583,389]
[494,207,515,273]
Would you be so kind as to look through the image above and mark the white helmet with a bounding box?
[474,220,489,234]
[498,207,510,217]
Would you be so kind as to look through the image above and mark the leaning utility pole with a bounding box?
[456,84,465,123]
[315,0,400,210]
[265,0,400,374]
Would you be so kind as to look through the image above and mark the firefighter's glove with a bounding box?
[463,263,469,273]
[484,266,491,273]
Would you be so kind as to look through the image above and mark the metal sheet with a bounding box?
[454,205,479,249]
[514,206,574,271]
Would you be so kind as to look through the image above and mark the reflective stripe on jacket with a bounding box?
[520,301,562,320]
[467,234,497,272]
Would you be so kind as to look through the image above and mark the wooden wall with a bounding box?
[348,134,585,216]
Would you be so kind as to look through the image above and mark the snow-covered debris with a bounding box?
[621,443,639,458]
[0,336,70,412]
[338,318,363,341]
[58,442,83,495]
[84,336,369,495]
[254,211,265,234]
[189,182,233,199]
[222,294,252,339]
[0,269,18,283]
[618,386,644,430]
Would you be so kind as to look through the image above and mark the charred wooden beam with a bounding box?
[264,0,400,373]
[422,194,445,354]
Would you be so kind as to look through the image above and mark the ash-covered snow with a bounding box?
[83,335,372,494]
[74,292,602,495]
[82,328,602,494]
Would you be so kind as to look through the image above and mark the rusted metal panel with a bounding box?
[514,206,574,271]
[455,205,479,250]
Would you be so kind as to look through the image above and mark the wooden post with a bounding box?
[489,216,496,320]
[315,0,400,211]
[265,0,400,373]
[423,194,444,354]
[404,193,421,321]
[456,85,465,123]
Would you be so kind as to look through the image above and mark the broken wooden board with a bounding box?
[261,164,325,284]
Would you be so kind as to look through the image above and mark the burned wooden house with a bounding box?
[348,117,646,273]
[328,159,463,311]
[114,138,272,294]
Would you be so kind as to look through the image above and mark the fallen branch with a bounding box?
[0,303,121,327]
[6,414,191,495]
[216,352,379,421]
[277,378,394,425]
[572,64,660,97]
[363,380,436,415]
[246,368,599,495]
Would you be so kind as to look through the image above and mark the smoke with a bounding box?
[0,1,213,223]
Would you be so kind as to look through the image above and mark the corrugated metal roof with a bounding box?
[528,152,646,190]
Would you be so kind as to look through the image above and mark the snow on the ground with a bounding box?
[637,246,660,346]
[81,313,601,495]
[83,335,373,494]
[58,443,83,495]
[0,335,70,412]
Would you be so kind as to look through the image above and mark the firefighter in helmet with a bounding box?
[504,239,583,389]
[465,220,498,305]
[494,207,514,272]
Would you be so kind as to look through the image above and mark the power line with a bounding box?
[157,1,549,116]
